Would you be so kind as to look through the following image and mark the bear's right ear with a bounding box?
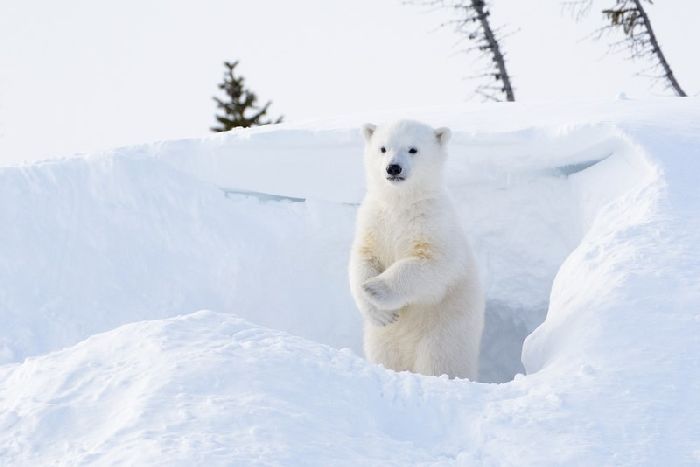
[362,123,377,142]
[435,127,451,145]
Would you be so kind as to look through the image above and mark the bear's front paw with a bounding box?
[363,277,401,310]
[367,307,399,327]
[356,296,399,327]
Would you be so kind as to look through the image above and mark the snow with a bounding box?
[1,98,700,464]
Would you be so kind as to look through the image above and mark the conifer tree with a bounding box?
[211,61,283,132]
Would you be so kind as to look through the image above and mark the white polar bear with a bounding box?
[349,120,484,379]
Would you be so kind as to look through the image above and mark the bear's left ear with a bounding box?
[435,127,451,145]
[362,123,377,142]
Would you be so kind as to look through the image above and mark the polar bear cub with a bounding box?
[349,120,484,379]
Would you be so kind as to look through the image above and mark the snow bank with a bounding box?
[1,98,699,464]
[0,311,492,465]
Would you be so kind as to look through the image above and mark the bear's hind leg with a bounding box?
[413,326,477,379]
[364,327,412,373]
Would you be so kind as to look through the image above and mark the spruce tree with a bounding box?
[211,61,283,132]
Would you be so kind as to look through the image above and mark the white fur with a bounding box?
[349,120,484,379]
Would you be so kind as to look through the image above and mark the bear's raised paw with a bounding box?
[366,306,399,327]
[362,277,400,310]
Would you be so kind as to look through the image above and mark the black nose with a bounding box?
[386,164,402,176]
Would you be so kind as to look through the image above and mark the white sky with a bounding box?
[1,0,698,164]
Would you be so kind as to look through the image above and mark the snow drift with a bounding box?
[1,98,699,464]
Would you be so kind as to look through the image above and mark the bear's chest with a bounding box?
[371,205,434,268]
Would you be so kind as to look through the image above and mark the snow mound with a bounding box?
[1,98,700,464]
[0,311,490,465]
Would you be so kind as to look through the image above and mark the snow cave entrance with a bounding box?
[452,127,640,383]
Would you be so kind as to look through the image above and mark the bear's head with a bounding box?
[362,120,451,198]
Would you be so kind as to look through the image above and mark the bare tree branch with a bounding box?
[566,0,687,96]
[470,1,515,101]
[406,0,516,102]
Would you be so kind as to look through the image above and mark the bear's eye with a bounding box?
[408,147,418,154]
[380,146,386,154]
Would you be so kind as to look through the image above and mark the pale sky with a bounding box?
[1,0,698,164]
